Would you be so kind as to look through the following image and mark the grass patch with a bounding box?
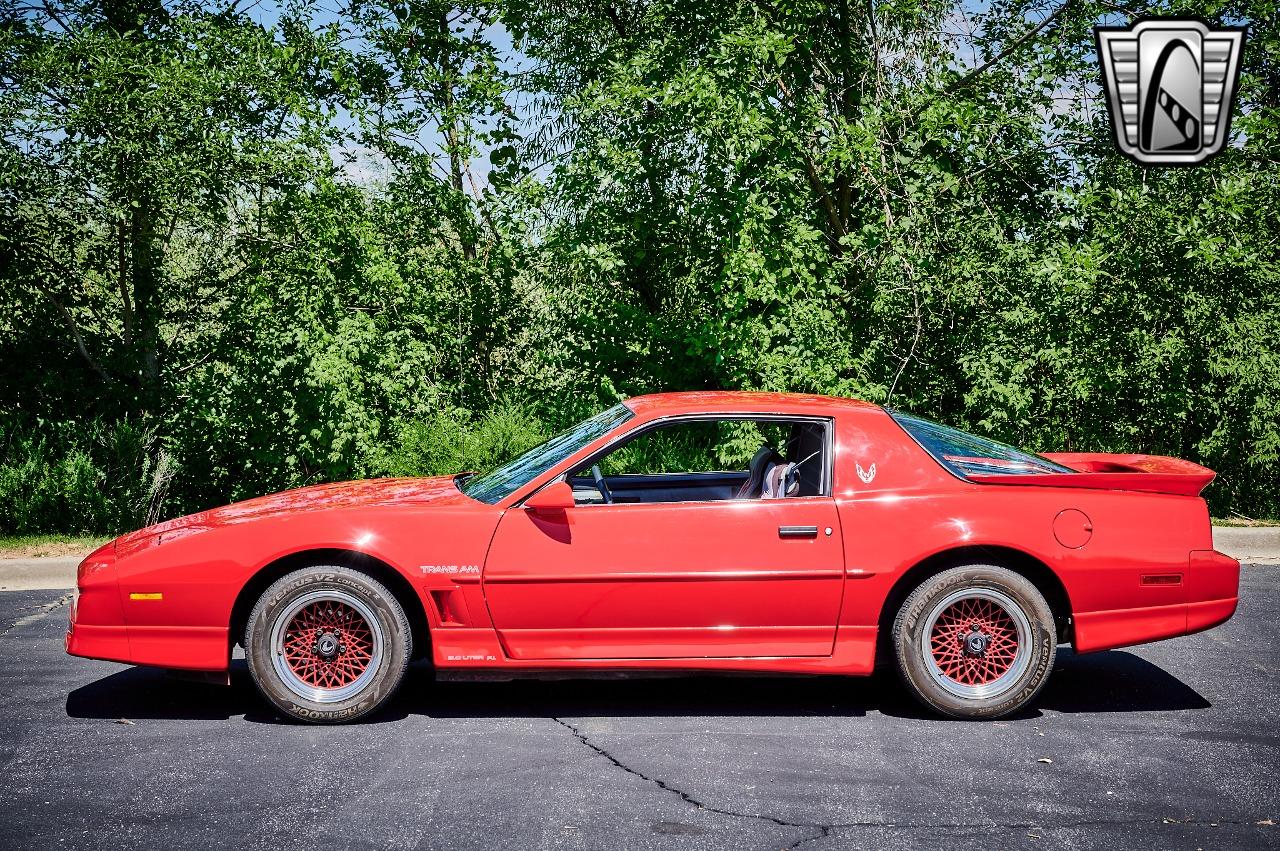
[0,533,111,559]
[1212,516,1280,527]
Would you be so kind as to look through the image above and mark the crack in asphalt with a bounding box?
[552,717,1275,848]
[551,716,830,848]
[0,594,72,638]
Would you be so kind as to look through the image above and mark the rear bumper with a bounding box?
[1187,596,1239,634]
[1185,548,1240,636]
[1073,549,1239,653]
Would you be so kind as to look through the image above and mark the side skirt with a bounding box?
[430,624,877,675]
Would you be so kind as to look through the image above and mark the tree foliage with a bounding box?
[0,0,1276,532]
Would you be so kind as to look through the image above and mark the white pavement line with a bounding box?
[0,557,79,591]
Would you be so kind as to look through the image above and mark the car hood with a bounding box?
[116,476,471,555]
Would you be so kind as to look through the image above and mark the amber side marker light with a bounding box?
[129,592,164,601]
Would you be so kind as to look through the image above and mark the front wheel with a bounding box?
[245,566,412,723]
[893,565,1056,719]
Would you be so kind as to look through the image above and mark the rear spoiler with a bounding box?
[966,453,1216,497]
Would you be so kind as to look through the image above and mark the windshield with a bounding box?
[460,404,634,504]
[889,411,1072,477]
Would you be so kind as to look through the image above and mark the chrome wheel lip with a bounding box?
[920,587,1032,701]
[270,590,385,704]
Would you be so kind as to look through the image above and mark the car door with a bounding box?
[480,417,846,660]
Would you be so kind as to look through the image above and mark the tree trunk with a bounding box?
[441,11,477,263]
[103,0,166,415]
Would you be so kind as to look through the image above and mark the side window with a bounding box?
[596,420,722,476]
[569,418,828,505]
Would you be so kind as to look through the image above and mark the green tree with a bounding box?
[1,0,1277,531]
[0,0,346,419]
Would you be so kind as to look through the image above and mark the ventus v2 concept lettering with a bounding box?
[66,392,1240,722]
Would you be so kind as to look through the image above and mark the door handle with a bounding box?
[778,525,819,539]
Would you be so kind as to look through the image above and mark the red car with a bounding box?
[67,392,1240,722]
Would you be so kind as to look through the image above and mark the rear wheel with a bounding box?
[893,565,1056,719]
[246,566,412,723]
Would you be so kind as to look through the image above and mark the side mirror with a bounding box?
[524,481,575,515]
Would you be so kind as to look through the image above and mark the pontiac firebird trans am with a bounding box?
[67,392,1240,722]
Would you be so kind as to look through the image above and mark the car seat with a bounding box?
[760,461,799,499]
[736,444,784,499]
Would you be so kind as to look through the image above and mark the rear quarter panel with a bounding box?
[832,408,1215,652]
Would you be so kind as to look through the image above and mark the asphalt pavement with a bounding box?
[0,569,1277,851]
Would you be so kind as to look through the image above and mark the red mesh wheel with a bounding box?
[928,596,1021,686]
[282,599,376,690]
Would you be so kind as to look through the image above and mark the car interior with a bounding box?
[568,418,829,505]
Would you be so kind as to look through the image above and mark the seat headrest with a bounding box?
[736,444,783,499]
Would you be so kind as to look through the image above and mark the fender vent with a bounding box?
[429,589,470,626]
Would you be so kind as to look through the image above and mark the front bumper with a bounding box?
[65,621,132,663]
[65,541,131,665]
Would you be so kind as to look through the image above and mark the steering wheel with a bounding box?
[590,464,613,504]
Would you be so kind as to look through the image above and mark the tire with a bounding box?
[245,566,412,723]
[893,565,1056,720]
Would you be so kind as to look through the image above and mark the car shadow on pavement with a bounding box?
[1036,647,1212,713]
[65,647,1209,724]
[62,659,307,723]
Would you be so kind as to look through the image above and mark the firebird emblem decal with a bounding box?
[857,462,877,484]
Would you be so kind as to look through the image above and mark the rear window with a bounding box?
[889,411,1073,478]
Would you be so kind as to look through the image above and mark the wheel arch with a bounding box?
[229,548,431,661]
[876,545,1074,660]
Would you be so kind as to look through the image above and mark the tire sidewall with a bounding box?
[895,565,1056,719]
[246,566,412,723]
